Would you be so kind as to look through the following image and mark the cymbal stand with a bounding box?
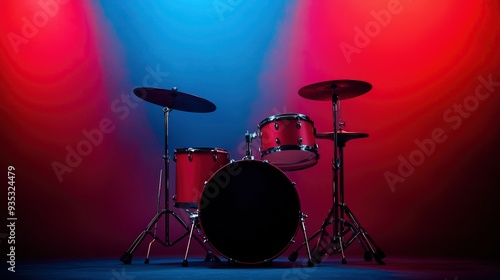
[120,107,214,265]
[144,169,163,264]
[316,89,385,264]
[288,87,385,265]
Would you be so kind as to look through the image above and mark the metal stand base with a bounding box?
[312,203,385,265]
[182,211,220,267]
[120,209,214,265]
[286,212,314,267]
[288,204,385,265]
[289,87,385,266]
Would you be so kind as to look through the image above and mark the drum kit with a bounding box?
[120,80,385,267]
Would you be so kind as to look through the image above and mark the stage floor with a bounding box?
[3,256,499,280]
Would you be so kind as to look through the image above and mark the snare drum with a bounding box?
[258,113,318,171]
[173,148,230,209]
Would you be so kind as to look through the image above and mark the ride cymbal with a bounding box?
[133,87,216,113]
[298,80,372,101]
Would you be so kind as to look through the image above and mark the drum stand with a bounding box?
[181,209,222,267]
[120,107,218,265]
[310,127,386,265]
[289,90,385,265]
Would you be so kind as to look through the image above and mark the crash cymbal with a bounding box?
[133,87,216,113]
[316,131,369,144]
[298,79,372,101]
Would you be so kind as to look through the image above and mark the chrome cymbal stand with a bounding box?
[289,87,385,265]
[120,107,215,265]
[314,89,385,264]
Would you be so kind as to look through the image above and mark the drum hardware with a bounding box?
[243,131,258,160]
[181,209,221,267]
[195,159,314,266]
[289,80,386,265]
[120,87,219,266]
[180,133,314,266]
[258,113,319,171]
[144,169,163,264]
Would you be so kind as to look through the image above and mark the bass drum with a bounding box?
[198,160,300,264]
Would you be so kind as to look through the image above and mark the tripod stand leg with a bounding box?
[308,208,336,265]
[342,204,385,265]
[336,235,347,264]
[181,211,222,266]
[182,216,197,267]
[120,210,166,264]
[120,209,193,264]
[288,228,323,262]
[311,221,346,264]
[144,239,155,264]
[311,229,334,264]
[298,213,314,267]
[288,210,328,264]
[342,221,371,261]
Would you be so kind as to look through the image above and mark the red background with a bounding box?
[1,0,499,262]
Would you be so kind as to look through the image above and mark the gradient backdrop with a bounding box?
[1,0,499,263]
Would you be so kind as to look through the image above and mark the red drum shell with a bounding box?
[258,114,318,171]
[174,148,230,209]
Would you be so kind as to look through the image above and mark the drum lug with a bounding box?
[315,143,319,149]
[298,137,302,144]
[296,119,302,129]
[173,154,177,162]
[274,121,279,130]
[339,120,346,130]
[291,182,296,188]
[172,195,176,201]
[275,138,280,144]
[263,160,269,164]
[212,150,218,161]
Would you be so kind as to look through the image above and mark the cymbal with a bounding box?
[298,79,372,101]
[133,87,216,113]
[316,131,369,144]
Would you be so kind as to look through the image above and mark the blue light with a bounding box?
[95,1,296,158]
